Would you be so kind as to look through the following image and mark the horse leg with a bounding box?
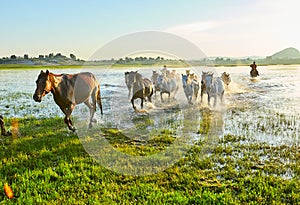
[96,85,103,115]
[220,91,224,104]
[141,98,144,109]
[194,85,199,102]
[147,95,152,103]
[63,104,76,131]
[149,86,154,102]
[131,97,136,110]
[128,89,131,99]
[84,100,96,129]
[207,94,211,106]
[200,83,204,102]
[160,92,164,103]
[189,96,193,105]
[214,96,217,107]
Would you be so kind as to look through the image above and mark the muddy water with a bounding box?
[0,65,299,146]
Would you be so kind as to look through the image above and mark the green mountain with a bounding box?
[270,47,300,59]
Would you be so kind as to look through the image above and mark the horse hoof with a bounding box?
[70,127,77,132]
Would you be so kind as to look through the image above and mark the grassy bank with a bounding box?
[0,117,299,204]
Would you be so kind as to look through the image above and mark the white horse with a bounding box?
[151,70,161,95]
[182,74,199,104]
[158,75,178,102]
[202,72,224,106]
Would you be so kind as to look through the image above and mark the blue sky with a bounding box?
[1,0,300,59]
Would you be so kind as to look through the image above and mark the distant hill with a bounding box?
[270,47,300,59]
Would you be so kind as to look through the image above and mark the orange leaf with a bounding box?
[4,183,13,199]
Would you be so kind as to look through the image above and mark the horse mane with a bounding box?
[50,72,64,77]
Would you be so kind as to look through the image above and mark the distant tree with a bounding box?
[118,58,124,63]
[24,54,29,59]
[10,55,17,60]
[70,54,76,60]
[39,55,44,59]
[49,53,54,58]
[54,53,62,58]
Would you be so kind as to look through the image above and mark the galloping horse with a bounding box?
[157,75,178,103]
[126,71,154,110]
[221,72,231,86]
[151,70,161,95]
[33,70,103,131]
[200,71,211,102]
[202,72,224,107]
[182,74,200,104]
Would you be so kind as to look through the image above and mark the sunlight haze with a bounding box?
[1,0,299,59]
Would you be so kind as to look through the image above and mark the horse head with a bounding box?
[157,75,164,86]
[181,74,188,88]
[204,73,214,92]
[221,72,231,86]
[33,70,52,102]
[151,71,159,84]
[125,71,138,89]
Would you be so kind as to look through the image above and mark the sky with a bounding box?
[1,0,300,60]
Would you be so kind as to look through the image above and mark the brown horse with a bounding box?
[126,71,154,110]
[33,70,103,131]
[221,72,231,86]
[201,71,211,102]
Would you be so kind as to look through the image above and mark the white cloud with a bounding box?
[164,21,216,35]
[162,0,300,57]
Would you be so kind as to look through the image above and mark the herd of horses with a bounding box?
[32,65,260,131]
[125,69,231,110]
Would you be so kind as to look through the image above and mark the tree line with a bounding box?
[1,53,77,61]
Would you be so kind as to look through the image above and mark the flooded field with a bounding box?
[0,65,299,148]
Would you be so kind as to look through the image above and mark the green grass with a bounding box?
[0,117,299,204]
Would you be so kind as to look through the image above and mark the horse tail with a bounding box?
[97,84,103,115]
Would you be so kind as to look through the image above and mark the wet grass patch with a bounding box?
[0,117,299,204]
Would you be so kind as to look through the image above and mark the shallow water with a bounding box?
[0,65,299,146]
[217,65,300,146]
